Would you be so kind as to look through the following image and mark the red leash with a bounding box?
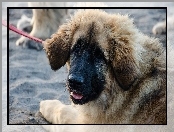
[2,20,43,43]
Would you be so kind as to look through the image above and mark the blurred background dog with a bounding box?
[16,2,68,50]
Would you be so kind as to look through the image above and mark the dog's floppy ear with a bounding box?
[43,25,72,71]
[110,41,139,91]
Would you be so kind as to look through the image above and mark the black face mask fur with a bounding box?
[67,37,107,105]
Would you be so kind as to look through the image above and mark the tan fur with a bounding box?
[41,8,166,126]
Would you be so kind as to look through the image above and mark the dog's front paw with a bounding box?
[40,100,78,124]
[40,100,63,124]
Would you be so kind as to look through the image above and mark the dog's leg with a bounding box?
[40,100,78,124]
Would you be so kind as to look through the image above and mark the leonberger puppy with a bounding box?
[39,8,166,127]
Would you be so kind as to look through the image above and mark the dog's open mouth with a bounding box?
[68,88,100,105]
[69,89,87,105]
[70,91,83,100]
[68,87,96,105]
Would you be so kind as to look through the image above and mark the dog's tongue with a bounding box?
[71,92,83,100]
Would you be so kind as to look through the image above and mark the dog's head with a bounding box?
[43,9,139,105]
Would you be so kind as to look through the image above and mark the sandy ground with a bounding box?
[2,2,174,132]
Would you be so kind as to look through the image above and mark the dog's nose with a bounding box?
[68,74,84,88]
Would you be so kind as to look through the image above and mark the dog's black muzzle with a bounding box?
[67,38,106,105]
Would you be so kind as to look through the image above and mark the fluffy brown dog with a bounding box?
[40,8,166,126]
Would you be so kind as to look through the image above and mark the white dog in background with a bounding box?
[16,2,68,50]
